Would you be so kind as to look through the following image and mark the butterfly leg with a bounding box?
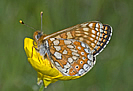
[31,46,39,58]
[31,41,39,58]
[46,54,54,68]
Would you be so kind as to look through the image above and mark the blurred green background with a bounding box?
[0,0,133,91]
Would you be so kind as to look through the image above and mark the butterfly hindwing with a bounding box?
[46,38,96,76]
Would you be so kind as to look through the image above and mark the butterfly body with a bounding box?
[33,21,112,76]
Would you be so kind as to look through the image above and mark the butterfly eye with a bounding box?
[35,32,42,40]
[37,34,41,39]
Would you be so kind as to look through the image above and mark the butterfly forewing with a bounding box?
[44,21,112,56]
[46,38,95,76]
[93,24,112,56]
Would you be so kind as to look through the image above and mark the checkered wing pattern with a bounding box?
[37,21,112,76]
[46,38,95,76]
[44,21,112,56]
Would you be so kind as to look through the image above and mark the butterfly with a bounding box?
[20,13,112,76]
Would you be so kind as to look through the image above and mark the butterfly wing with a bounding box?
[46,38,96,76]
[44,21,112,56]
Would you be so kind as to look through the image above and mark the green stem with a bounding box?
[39,83,44,91]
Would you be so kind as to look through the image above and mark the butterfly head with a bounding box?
[33,31,43,42]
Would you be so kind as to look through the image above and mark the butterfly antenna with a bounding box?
[19,20,37,31]
[40,11,43,33]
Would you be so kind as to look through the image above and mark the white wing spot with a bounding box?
[84,35,88,38]
[97,42,100,45]
[82,57,86,60]
[95,28,99,31]
[97,32,99,36]
[71,49,78,52]
[96,23,99,28]
[67,45,74,48]
[88,23,93,28]
[81,42,86,47]
[54,52,62,59]
[68,57,73,63]
[76,34,81,36]
[62,68,67,73]
[100,29,103,32]
[91,49,95,53]
[72,56,78,60]
[83,28,89,31]
[100,33,103,37]
[91,34,95,38]
[79,37,84,41]
[81,52,84,55]
[67,32,73,38]
[80,61,83,64]
[53,40,59,45]
[93,59,96,65]
[94,40,97,44]
[99,38,102,41]
[86,40,90,44]
[83,64,90,71]
[50,38,55,41]
[84,32,89,35]
[90,38,94,41]
[87,60,92,66]
[51,60,54,63]
[92,30,96,34]
[94,45,98,49]
[64,40,72,45]
[63,50,68,54]
[45,41,49,47]
[78,69,85,75]
[54,46,61,51]
[91,43,95,47]
[64,62,71,69]
[72,52,79,56]
[99,23,103,28]
[86,45,89,48]
[78,46,81,50]
[96,36,99,40]
[87,54,93,61]
[84,49,90,53]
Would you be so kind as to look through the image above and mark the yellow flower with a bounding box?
[24,38,81,88]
